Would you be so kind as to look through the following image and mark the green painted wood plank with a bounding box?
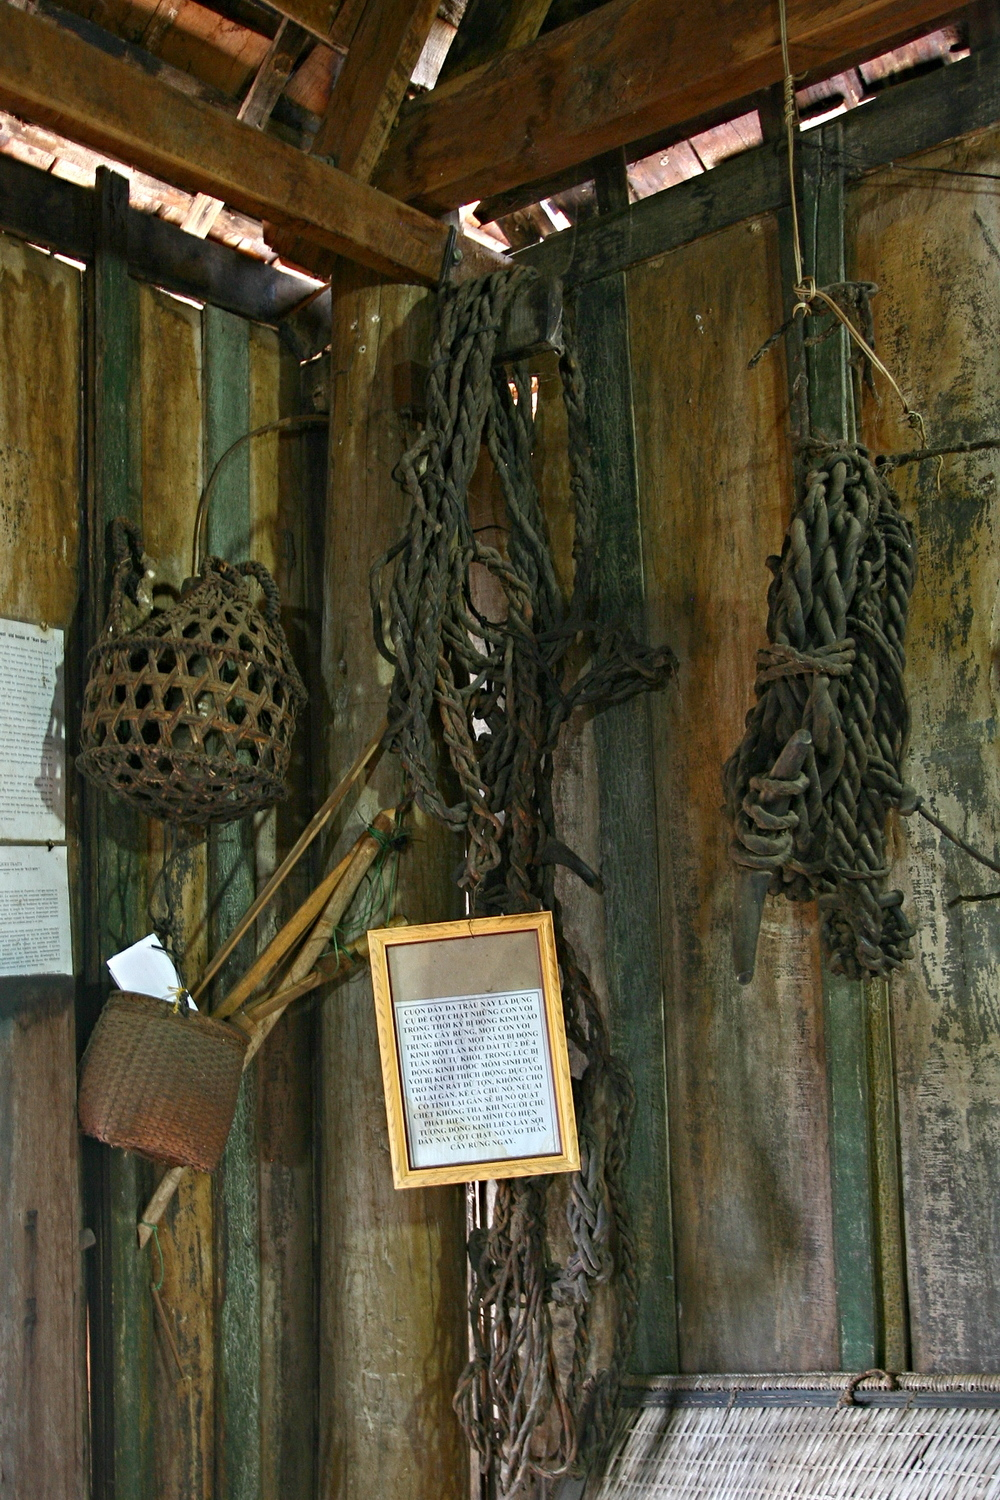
[822,969,878,1369]
[572,272,678,1376]
[85,166,156,1500]
[204,303,261,1500]
[801,127,856,450]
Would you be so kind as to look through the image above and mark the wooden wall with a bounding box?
[0,235,86,1500]
[849,123,1000,1373]
[554,110,1000,1380]
[627,217,839,1372]
[0,184,327,1496]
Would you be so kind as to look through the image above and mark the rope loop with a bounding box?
[372,265,673,1492]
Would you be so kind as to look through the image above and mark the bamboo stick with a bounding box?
[210,843,356,1019]
[242,916,409,1023]
[137,808,400,1248]
[238,808,398,1066]
[190,726,384,1004]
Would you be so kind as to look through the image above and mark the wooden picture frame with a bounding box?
[368,911,580,1189]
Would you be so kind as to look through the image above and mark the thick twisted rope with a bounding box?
[371,265,674,1495]
[723,445,918,978]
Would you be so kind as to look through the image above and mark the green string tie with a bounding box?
[141,1221,165,1292]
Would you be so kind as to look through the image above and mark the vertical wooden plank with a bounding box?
[319,262,467,1500]
[822,970,878,1368]
[249,321,319,1500]
[800,125,880,1372]
[203,304,262,1500]
[137,283,215,1500]
[627,217,839,1372]
[0,231,86,1500]
[848,120,1000,1372]
[572,272,678,1376]
[83,167,156,1500]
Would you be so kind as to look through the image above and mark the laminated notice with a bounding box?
[0,619,65,841]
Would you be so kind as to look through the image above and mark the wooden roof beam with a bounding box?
[375,0,964,210]
[0,1,460,284]
[310,0,444,179]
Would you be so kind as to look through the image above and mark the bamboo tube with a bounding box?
[137,809,400,1248]
[211,843,356,1019]
[238,808,398,1066]
[191,726,384,1004]
[242,917,409,1024]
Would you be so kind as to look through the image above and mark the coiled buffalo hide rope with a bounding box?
[370,264,675,1495]
[723,445,918,979]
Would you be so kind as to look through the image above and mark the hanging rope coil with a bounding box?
[723,445,918,978]
[371,264,674,1495]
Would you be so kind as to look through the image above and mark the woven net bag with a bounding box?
[78,519,306,824]
[78,991,249,1172]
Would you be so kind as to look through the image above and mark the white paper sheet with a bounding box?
[0,844,73,976]
[394,988,560,1169]
[0,619,65,842]
[107,933,194,1007]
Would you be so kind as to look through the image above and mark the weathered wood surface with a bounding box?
[377,0,958,211]
[136,284,215,1500]
[0,981,85,1500]
[573,273,678,1376]
[85,170,157,1500]
[848,122,1000,1372]
[0,2,452,285]
[202,304,264,1500]
[311,0,441,179]
[626,218,839,1372]
[517,41,1000,292]
[800,126,882,1374]
[319,262,467,1500]
[0,233,85,1500]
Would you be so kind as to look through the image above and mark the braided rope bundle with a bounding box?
[371,265,674,1495]
[723,445,918,978]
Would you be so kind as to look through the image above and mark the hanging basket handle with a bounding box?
[191,413,328,577]
[237,559,281,624]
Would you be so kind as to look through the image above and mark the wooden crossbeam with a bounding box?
[0,1,449,283]
[375,0,961,210]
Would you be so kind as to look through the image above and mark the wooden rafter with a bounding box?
[311,0,443,178]
[0,1,450,282]
[181,16,314,237]
[375,0,963,210]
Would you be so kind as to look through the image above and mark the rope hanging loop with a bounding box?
[370,264,675,1495]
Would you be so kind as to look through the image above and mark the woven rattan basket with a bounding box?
[78,519,306,825]
[78,991,249,1171]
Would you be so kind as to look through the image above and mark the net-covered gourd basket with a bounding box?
[78,992,249,1171]
[78,519,306,824]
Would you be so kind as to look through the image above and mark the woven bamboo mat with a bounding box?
[591,1376,1000,1499]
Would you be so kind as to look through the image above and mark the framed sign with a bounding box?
[369,911,580,1189]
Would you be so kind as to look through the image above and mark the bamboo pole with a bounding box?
[190,725,384,1004]
[137,808,399,1248]
[242,917,409,1024]
[210,844,356,1019]
[236,809,398,1066]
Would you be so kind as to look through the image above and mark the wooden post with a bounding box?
[203,305,264,1500]
[572,271,679,1376]
[317,262,468,1500]
[82,165,156,1500]
[798,123,908,1371]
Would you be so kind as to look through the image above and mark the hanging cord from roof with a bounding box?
[755,0,930,452]
[370,264,675,1496]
